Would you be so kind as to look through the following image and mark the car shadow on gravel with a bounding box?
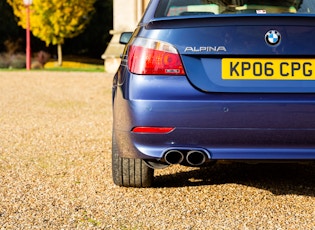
[154,162,315,196]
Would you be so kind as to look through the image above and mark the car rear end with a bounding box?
[112,0,315,187]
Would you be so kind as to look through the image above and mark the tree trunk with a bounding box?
[57,44,62,67]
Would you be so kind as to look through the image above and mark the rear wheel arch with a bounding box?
[111,131,154,187]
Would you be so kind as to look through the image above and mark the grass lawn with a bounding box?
[0,55,105,72]
[44,56,104,72]
[44,61,104,72]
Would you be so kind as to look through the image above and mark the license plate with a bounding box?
[222,58,315,80]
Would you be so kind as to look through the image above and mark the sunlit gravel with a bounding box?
[0,71,314,229]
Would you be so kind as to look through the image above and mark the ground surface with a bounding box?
[0,71,314,229]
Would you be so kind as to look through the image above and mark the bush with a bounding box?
[0,39,26,69]
[0,53,10,68]
[0,53,26,69]
[9,54,26,69]
[32,51,51,69]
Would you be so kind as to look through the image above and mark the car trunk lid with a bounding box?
[145,15,315,93]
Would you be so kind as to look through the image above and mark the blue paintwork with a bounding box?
[142,16,315,93]
[113,70,315,160]
[112,1,315,162]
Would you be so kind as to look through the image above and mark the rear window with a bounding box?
[155,0,315,17]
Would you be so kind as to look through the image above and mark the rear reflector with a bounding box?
[128,37,185,75]
[132,127,175,134]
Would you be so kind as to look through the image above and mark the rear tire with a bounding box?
[112,133,154,187]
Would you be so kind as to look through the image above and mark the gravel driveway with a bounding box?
[0,71,314,229]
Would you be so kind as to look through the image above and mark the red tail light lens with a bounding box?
[132,127,175,134]
[128,38,185,75]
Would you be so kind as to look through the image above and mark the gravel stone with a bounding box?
[0,71,314,229]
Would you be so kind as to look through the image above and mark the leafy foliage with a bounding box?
[7,0,96,46]
[3,0,113,63]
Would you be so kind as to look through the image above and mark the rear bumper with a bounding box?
[113,74,315,160]
[115,128,315,160]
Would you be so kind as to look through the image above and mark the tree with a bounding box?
[7,0,96,66]
[63,0,113,59]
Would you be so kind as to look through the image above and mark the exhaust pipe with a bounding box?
[164,150,184,165]
[186,150,207,166]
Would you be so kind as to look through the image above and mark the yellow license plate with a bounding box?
[222,58,315,80]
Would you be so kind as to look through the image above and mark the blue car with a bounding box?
[112,0,315,187]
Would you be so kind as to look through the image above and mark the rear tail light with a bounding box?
[127,38,185,75]
[132,127,175,134]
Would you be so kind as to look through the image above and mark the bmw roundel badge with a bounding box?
[265,30,281,46]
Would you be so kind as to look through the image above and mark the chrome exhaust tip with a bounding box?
[164,150,185,165]
[186,150,207,166]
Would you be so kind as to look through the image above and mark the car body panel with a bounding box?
[141,16,315,92]
[113,69,315,160]
[112,0,315,165]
